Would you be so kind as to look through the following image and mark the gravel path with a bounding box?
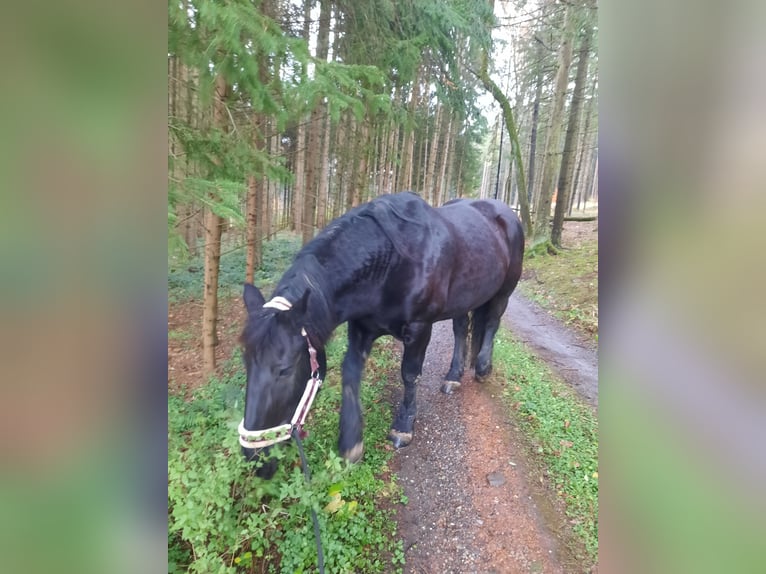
[388,290,601,573]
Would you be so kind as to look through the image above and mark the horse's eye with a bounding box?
[278,366,294,377]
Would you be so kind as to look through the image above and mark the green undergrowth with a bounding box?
[493,329,598,563]
[521,236,598,338]
[168,325,406,574]
[168,233,303,302]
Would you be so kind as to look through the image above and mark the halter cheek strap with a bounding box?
[238,296,322,449]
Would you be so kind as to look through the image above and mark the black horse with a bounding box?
[239,192,523,477]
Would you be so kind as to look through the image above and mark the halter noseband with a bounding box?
[238,296,322,449]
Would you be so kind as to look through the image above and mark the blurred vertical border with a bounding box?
[2,0,765,572]
[601,0,766,572]
[0,1,167,573]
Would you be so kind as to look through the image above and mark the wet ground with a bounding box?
[389,292,597,574]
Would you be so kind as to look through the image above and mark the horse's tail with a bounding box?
[468,306,488,368]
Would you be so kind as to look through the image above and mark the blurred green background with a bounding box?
[1,0,765,572]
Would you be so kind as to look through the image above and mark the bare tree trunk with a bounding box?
[344,113,358,211]
[377,121,388,194]
[302,0,331,242]
[571,77,597,214]
[335,112,353,218]
[455,145,465,198]
[444,115,458,202]
[353,120,369,206]
[316,113,331,229]
[245,176,258,282]
[526,45,544,212]
[532,5,574,245]
[400,68,421,190]
[435,110,453,206]
[589,155,598,204]
[202,73,228,376]
[303,108,318,243]
[478,38,531,234]
[552,22,593,247]
[273,128,283,232]
[386,114,400,193]
[246,114,268,281]
[424,104,442,202]
[293,121,306,234]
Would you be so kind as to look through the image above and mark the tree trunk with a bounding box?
[317,112,331,229]
[444,115,459,202]
[570,76,597,214]
[400,68,421,190]
[245,175,258,283]
[293,121,306,235]
[478,48,531,235]
[202,73,228,376]
[377,121,388,195]
[526,44,544,212]
[386,114,400,193]
[302,0,331,242]
[532,5,574,245]
[455,145,465,198]
[435,110,453,206]
[424,104,442,203]
[353,120,369,206]
[552,21,593,247]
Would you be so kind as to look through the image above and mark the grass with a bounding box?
[493,329,598,564]
[521,236,598,338]
[168,329,194,342]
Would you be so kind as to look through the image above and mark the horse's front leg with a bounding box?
[339,321,375,463]
[389,322,432,448]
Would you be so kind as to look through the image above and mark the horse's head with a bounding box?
[239,283,312,478]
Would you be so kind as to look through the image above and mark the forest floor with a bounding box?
[389,220,598,574]
[167,220,598,574]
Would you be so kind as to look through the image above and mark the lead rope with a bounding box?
[291,427,325,574]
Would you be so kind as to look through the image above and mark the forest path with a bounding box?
[390,292,596,574]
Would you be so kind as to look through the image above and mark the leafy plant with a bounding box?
[168,330,405,573]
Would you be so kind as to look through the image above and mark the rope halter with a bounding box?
[238,296,322,449]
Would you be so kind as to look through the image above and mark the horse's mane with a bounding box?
[313,192,431,260]
[241,192,431,350]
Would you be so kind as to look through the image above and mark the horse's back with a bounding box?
[437,198,524,259]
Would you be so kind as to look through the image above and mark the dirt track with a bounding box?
[390,293,597,573]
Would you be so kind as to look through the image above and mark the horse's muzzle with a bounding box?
[242,445,278,479]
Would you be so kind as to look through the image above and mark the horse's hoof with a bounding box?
[341,442,364,463]
[475,367,492,383]
[388,430,413,448]
[441,380,461,394]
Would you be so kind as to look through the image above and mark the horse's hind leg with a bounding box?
[474,295,511,382]
[389,322,432,448]
[441,314,469,394]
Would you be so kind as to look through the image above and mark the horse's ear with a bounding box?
[243,283,265,314]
